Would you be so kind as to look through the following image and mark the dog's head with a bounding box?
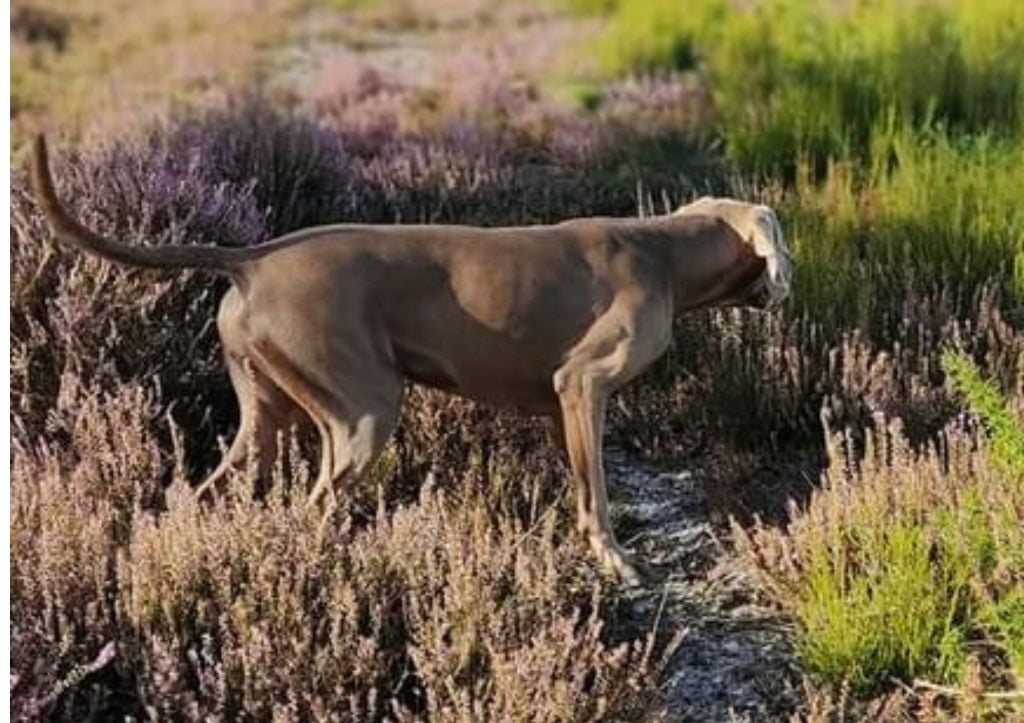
[674,196,793,309]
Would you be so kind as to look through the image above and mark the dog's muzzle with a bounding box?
[745,260,792,309]
[742,276,774,309]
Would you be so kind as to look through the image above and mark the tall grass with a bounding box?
[585,0,1024,175]
[781,124,1024,333]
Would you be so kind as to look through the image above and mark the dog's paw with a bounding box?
[599,548,648,587]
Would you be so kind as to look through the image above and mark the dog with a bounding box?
[30,134,792,583]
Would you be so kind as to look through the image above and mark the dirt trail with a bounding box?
[606,449,801,721]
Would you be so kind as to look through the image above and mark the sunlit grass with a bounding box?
[742,370,1023,702]
[580,0,1024,174]
[780,124,1024,335]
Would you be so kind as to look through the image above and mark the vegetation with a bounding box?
[581,0,1024,173]
[564,0,1024,712]
[12,378,661,720]
[741,365,1023,705]
[10,0,1024,719]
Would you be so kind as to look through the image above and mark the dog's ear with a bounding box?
[749,205,792,305]
[673,195,715,216]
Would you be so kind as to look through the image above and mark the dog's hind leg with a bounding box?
[248,339,403,532]
[306,392,402,532]
[195,353,305,502]
[196,288,308,502]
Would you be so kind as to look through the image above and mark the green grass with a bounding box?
[780,124,1024,334]
[798,522,969,692]
[944,351,1024,479]
[581,0,1024,175]
[779,383,1023,697]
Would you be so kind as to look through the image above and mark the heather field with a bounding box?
[9,0,1024,721]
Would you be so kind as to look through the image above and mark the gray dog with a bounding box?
[31,135,792,582]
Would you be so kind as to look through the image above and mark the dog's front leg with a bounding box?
[553,295,672,584]
[549,414,592,535]
[558,385,639,581]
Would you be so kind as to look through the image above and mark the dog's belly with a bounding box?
[386,280,606,414]
[393,339,562,414]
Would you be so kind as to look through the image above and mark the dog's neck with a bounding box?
[623,215,763,313]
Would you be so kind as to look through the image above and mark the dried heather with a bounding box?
[12,382,661,720]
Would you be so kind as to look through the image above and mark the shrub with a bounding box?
[739,411,1023,704]
[11,380,663,721]
[155,99,357,237]
[10,95,689,721]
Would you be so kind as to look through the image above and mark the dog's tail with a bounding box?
[30,134,257,277]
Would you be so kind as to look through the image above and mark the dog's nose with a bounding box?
[752,289,773,309]
[742,278,773,309]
